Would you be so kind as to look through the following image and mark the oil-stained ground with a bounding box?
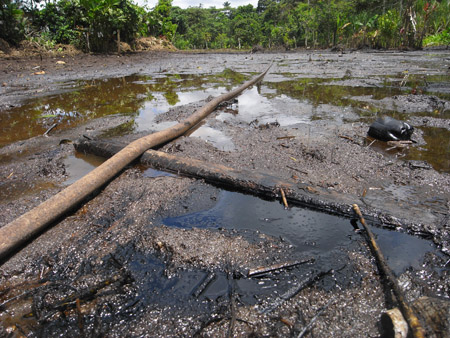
[0,49,449,337]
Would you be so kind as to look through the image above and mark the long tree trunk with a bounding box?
[0,65,271,261]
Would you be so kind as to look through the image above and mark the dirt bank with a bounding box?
[0,49,449,337]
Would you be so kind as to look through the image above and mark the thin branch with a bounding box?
[352,204,425,338]
[43,123,57,137]
[280,188,289,209]
[248,258,314,277]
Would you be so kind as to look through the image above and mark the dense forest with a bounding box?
[1,0,449,52]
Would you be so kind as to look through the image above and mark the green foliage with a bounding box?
[423,27,450,46]
[0,0,25,46]
[34,1,81,45]
[78,0,143,52]
[376,9,401,48]
[230,5,261,48]
[146,0,178,41]
[1,0,447,52]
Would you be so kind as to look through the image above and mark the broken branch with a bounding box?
[44,123,57,137]
[352,204,425,338]
[276,136,296,140]
[260,270,331,314]
[280,188,289,209]
[248,258,314,277]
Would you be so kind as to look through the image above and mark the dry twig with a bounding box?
[43,123,57,137]
[260,270,331,314]
[248,258,314,277]
[352,204,425,338]
[280,188,289,209]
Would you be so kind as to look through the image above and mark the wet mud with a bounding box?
[0,50,449,337]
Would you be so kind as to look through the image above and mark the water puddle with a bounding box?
[63,152,106,185]
[2,70,449,173]
[0,180,58,203]
[142,167,176,178]
[383,73,450,100]
[79,188,442,322]
[163,190,440,276]
[366,125,450,174]
[267,77,403,107]
[406,127,450,173]
[189,125,237,151]
[0,70,247,147]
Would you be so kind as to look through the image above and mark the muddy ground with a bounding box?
[0,49,449,337]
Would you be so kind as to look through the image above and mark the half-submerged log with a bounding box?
[74,138,436,236]
[0,66,271,262]
[75,138,295,198]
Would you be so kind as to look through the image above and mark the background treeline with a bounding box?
[1,0,448,53]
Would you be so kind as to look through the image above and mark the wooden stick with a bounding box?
[338,134,354,142]
[43,123,57,137]
[276,136,296,140]
[260,270,331,314]
[286,165,308,175]
[227,274,237,338]
[117,29,121,55]
[248,258,314,277]
[280,188,289,209]
[0,65,271,262]
[352,204,425,338]
[192,272,215,298]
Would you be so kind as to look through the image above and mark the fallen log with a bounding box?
[75,138,296,199]
[74,138,434,234]
[0,65,271,262]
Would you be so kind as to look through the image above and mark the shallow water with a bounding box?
[62,153,442,280]
[163,190,439,276]
[63,152,106,185]
[2,66,449,173]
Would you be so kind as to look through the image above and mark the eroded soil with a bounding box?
[0,49,449,337]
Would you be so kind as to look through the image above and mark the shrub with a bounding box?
[0,1,25,46]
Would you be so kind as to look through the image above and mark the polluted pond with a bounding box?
[0,50,449,336]
[0,70,245,147]
[0,171,446,336]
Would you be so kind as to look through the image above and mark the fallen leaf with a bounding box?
[34,71,46,75]
[56,60,66,65]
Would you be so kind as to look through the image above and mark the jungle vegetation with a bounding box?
[1,0,448,52]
